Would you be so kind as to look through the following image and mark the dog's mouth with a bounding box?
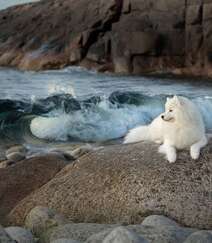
[162,117,175,122]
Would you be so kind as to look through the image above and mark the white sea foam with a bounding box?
[30,99,163,142]
[30,96,212,142]
[47,83,76,97]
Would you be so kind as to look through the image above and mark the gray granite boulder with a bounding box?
[43,223,118,243]
[86,225,195,243]
[183,231,212,243]
[0,225,15,243]
[5,226,35,243]
[102,226,149,243]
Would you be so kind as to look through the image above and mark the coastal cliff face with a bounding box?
[0,0,212,77]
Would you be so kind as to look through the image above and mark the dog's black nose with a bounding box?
[161,115,164,119]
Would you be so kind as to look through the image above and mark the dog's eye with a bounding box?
[169,109,173,112]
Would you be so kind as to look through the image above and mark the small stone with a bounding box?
[51,239,80,243]
[68,144,94,158]
[5,226,35,243]
[102,226,149,243]
[0,225,15,242]
[142,215,179,227]
[25,206,68,236]
[129,225,195,243]
[61,152,76,161]
[49,150,75,161]
[183,231,212,243]
[6,152,25,162]
[6,145,27,156]
[46,223,116,243]
[0,160,15,168]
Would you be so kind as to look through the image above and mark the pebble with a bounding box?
[142,215,180,227]
[5,145,27,156]
[0,160,15,168]
[51,239,81,243]
[0,225,15,242]
[5,226,35,243]
[6,152,25,162]
[25,206,68,236]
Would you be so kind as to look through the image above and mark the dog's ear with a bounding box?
[173,95,182,106]
[166,97,171,102]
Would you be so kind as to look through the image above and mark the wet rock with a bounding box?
[142,215,179,227]
[5,145,27,156]
[8,141,212,229]
[102,226,148,243]
[183,231,212,243]
[50,144,95,160]
[25,206,68,236]
[68,144,95,158]
[0,154,67,225]
[5,226,35,243]
[6,152,26,162]
[49,150,76,161]
[0,160,15,169]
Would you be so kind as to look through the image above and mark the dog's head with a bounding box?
[161,95,185,123]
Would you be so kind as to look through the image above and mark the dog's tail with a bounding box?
[123,126,150,144]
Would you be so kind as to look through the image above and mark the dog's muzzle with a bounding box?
[161,115,174,122]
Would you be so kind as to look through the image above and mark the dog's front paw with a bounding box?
[190,148,200,160]
[158,145,166,154]
[167,152,177,163]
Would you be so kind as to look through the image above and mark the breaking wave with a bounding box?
[0,91,211,143]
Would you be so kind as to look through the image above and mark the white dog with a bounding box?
[124,96,208,163]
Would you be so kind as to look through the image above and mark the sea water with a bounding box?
[0,0,40,10]
[0,66,211,148]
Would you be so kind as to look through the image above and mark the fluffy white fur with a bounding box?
[124,96,208,163]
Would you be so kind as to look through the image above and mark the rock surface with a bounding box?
[0,225,15,242]
[102,226,148,243]
[42,223,118,243]
[0,160,15,168]
[5,145,27,157]
[183,231,212,243]
[51,239,80,243]
[142,215,180,228]
[86,225,195,243]
[0,155,67,225]
[8,140,212,229]
[5,226,35,243]
[6,151,25,163]
[25,206,68,236]
[23,217,195,243]
[0,0,212,77]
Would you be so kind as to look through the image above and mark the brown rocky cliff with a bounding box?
[0,0,212,77]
